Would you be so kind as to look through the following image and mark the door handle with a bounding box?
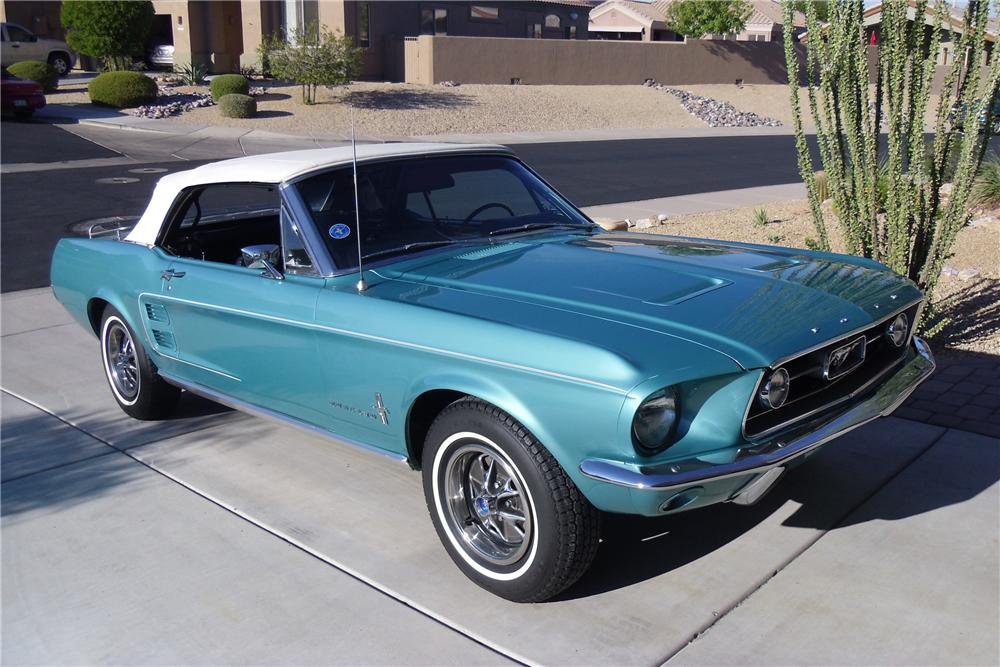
[161,268,186,281]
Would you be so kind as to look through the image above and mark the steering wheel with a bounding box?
[463,202,515,225]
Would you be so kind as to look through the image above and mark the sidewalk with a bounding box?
[2,287,998,665]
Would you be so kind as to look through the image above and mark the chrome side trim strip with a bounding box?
[158,371,409,465]
[155,351,242,382]
[139,292,626,395]
[581,336,935,492]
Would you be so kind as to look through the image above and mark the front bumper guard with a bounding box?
[580,336,936,494]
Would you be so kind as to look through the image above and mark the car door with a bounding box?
[2,24,42,63]
[140,184,330,426]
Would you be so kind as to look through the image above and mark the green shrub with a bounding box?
[752,207,770,227]
[88,71,157,108]
[61,1,154,71]
[174,62,207,85]
[210,74,249,101]
[970,157,1000,209]
[7,61,59,92]
[218,93,256,118]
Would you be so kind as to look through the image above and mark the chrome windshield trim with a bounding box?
[158,372,409,465]
[581,336,935,492]
[279,182,337,277]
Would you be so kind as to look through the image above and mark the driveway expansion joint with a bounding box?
[660,425,951,665]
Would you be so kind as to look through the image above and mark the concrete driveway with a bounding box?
[2,287,998,665]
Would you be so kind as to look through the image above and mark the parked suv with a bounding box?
[0,22,76,75]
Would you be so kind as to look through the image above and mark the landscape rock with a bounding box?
[439,80,460,87]
[958,268,981,281]
[632,217,657,229]
[941,265,960,277]
[645,81,782,128]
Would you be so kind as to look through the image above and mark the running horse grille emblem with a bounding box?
[823,336,867,381]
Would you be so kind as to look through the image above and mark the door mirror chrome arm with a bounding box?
[256,260,285,281]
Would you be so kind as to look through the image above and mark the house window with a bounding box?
[421,8,448,35]
[747,33,768,42]
[545,14,561,29]
[564,25,577,39]
[356,2,370,48]
[470,5,499,21]
[528,23,542,38]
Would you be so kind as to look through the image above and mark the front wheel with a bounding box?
[422,398,600,602]
[100,305,180,420]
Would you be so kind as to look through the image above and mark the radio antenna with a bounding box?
[351,106,367,292]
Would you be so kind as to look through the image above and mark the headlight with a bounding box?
[759,367,790,409]
[886,312,909,347]
[632,386,679,454]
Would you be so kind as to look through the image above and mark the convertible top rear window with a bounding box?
[293,155,592,270]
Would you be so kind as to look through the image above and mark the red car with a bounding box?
[1,68,45,118]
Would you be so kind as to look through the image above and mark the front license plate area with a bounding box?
[13,99,27,107]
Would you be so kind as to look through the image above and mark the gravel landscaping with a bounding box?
[167,81,707,136]
[644,81,782,127]
[644,199,1000,355]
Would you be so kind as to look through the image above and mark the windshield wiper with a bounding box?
[361,240,458,261]
[488,222,596,237]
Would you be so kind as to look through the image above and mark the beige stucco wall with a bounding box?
[407,36,805,86]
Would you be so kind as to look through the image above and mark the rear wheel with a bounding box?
[100,305,180,420]
[48,52,71,75]
[422,397,600,602]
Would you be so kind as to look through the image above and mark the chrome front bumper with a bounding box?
[580,336,936,494]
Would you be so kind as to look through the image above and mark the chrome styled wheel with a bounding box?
[443,442,532,566]
[98,305,180,420]
[423,398,600,602]
[102,315,140,404]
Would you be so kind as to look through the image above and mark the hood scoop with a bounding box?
[454,242,527,261]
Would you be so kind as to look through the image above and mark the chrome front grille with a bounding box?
[744,301,922,439]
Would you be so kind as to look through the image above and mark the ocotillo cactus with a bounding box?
[783,0,999,331]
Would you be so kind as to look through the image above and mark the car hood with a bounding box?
[372,231,922,370]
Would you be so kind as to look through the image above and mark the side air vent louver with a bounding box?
[151,329,175,350]
[145,303,170,324]
[455,242,527,261]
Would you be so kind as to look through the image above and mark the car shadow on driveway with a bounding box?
[558,410,999,600]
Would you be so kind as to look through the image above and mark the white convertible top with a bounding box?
[125,142,511,246]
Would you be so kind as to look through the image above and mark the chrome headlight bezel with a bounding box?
[632,386,680,455]
[886,312,909,347]
[758,367,790,410]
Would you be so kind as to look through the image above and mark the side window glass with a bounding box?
[7,25,32,41]
[281,206,318,276]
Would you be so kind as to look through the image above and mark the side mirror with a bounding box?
[241,244,283,280]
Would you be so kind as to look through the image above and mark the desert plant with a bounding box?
[752,207,770,227]
[7,61,59,93]
[218,93,256,118]
[210,74,250,101]
[783,0,1000,317]
[260,21,363,104]
[813,170,829,202]
[767,234,786,245]
[61,1,153,72]
[88,71,157,108]
[665,0,752,37]
[174,62,208,86]
[970,156,1000,209]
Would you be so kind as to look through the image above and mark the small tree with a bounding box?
[665,0,752,38]
[783,0,999,332]
[61,1,154,72]
[260,21,363,104]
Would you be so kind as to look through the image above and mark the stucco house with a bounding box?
[588,0,805,42]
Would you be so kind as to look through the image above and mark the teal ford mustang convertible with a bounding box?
[51,143,935,601]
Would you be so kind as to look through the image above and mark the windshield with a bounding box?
[293,154,594,270]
